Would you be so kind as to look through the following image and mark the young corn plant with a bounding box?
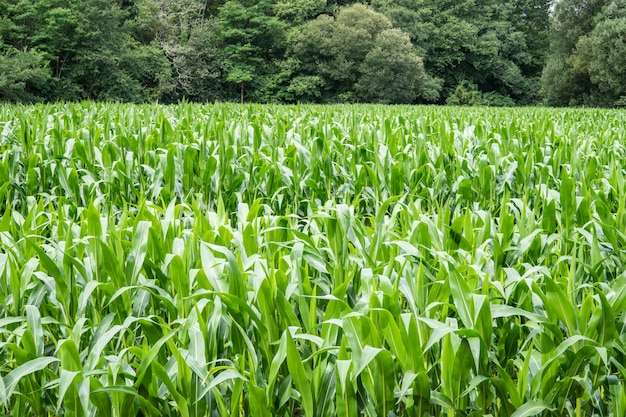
[0,102,625,416]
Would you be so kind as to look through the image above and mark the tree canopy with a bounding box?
[541,0,626,106]
[1,0,624,106]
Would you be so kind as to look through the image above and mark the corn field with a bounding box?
[1,102,626,416]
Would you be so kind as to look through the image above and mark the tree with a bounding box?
[288,3,437,103]
[585,0,626,105]
[150,0,227,102]
[293,3,441,103]
[1,0,76,100]
[368,0,431,52]
[512,0,552,75]
[168,18,226,102]
[371,0,547,104]
[218,0,285,103]
[0,48,50,102]
[542,0,608,106]
[355,29,427,103]
[61,0,171,101]
[0,0,173,102]
[274,0,326,24]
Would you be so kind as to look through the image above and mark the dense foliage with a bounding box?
[2,102,626,415]
[542,0,626,106]
[0,0,563,105]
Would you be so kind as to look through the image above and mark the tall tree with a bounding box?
[371,0,548,104]
[152,0,226,102]
[218,0,285,103]
[512,0,552,75]
[62,0,171,101]
[289,3,438,103]
[355,29,430,103]
[583,0,626,105]
[167,18,226,102]
[542,0,608,106]
[1,0,172,102]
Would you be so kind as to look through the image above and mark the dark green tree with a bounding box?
[0,48,50,102]
[218,0,285,103]
[512,0,552,75]
[368,0,430,51]
[371,0,547,104]
[1,0,172,102]
[355,29,429,103]
[64,0,172,101]
[1,0,75,100]
[542,0,608,106]
[584,0,626,105]
[288,3,437,103]
[274,0,326,24]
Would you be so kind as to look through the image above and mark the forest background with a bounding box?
[1,0,625,107]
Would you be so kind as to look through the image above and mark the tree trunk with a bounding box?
[240,81,244,104]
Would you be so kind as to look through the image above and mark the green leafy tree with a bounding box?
[542,0,608,106]
[1,0,173,102]
[58,0,144,100]
[151,0,227,102]
[274,0,326,24]
[1,0,76,100]
[292,4,391,99]
[218,0,285,103]
[0,48,50,102]
[585,0,626,105]
[355,29,428,103]
[368,0,431,52]
[170,19,226,102]
[290,3,437,103]
[371,0,546,104]
[512,0,552,75]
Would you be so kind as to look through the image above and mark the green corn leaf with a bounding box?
[449,271,473,330]
[198,369,247,399]
[126,220,151,284]
[4,357,59,398]
[511,401,555,417]
[286,330,314,417]
[544,277,577,334]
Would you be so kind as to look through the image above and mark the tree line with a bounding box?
[1,0,624,106]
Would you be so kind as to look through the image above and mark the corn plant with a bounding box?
[0,102,626,416]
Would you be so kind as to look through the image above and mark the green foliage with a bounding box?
[1,102,626,416]
[218,0,285,102]
[372,0,546,104]
[172,19,226,102]
[154,1,226,102]
[295,4,392,84]
[541,0,612,106]
[60,0,172,101]
[446,81,484,106]
[0,48,50,102]
[355,29,427,104]
[0,0,172,102]
[515,0,552,71]
[286,75,325,101]
[7,0,624,107]
[290,3,437,103]
[274,0,326,24]
[586,1,626,105]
